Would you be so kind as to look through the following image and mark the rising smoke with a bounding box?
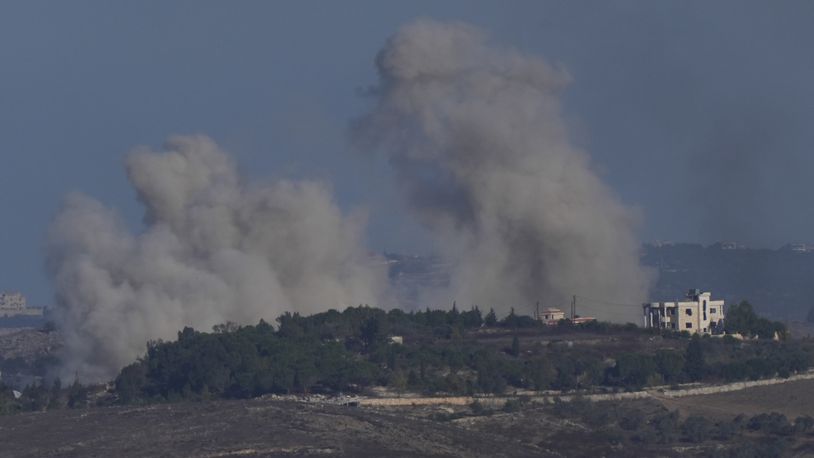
[47,135,388,381]
[354,20,652,319]
[48,20,653,381]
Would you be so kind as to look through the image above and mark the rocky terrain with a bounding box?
[4,378,814,457]
[0,399,546,458]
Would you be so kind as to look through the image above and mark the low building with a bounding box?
[538,307,565,325]
[0,292,26,310]
[388,336,403,345]
[643,289,725,335]
[0,292,43,318]
[572,316,596,325]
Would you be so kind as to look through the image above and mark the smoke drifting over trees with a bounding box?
[47,20,653,380]
[47,136,388,381]
[354,20,652,318]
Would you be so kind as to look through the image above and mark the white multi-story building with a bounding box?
[0,292,26,311]
[0,292,42,317]
[643,289,725,335]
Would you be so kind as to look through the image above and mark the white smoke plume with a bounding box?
[354,20,652,320]
[47,135,388,381]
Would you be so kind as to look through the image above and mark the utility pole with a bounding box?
[535,301,540,321]
[571,295,576,321]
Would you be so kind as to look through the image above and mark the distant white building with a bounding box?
[538,307,565,325]
[0,292,26,311]
[0,292,42,317]
[388,336,404,345]
[643,289,725,335]
[781,243,814,253]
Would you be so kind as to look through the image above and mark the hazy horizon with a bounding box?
[3,1,814,307]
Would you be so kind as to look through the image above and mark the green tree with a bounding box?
[460,306,483,328]
[389,369,407,393]
[526,358,554,390]
[116,363,147,404]
[48,378,63,409]
[681,415,711,442]
[484,308,498,327]
[795,415,814,433]
[655,350,685,383]
[653,410,680,443]
[684,336,705,381]
[725,301,787,339]
[67,380,88,409]
[606,353,656,388]
[552,358,577,390]
[360,315,386,349]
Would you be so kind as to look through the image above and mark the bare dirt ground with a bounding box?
[4,389,814,457]
[656,377,814,420]
[0,400,548,458]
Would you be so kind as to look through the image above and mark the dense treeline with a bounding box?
[114,305,527,402]
[725,301,788,339]
[109,304,812,404]
[116,320,380,403]
[0,302,808,413]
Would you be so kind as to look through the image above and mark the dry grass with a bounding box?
[656,377,814,419]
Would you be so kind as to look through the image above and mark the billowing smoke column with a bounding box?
[355,20,652,319]
[47,135,387,381]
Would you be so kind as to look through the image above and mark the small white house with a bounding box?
[538,307,565,325]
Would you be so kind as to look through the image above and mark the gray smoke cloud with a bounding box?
[47,135,388,381]
[355,20,652,319]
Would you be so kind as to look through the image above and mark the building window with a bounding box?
[710,308,716,314]
[685,323,692,329]
[685,308,693,316]
[670,308,676,316]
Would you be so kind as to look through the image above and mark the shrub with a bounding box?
[605,353,656,389]
[714,420,741,440]
[748,413,793,436]
[681,415,711,442]
[794,415,814,433]
[655,350,685,383]
[502,399,522,412]
[653,410,680,444]
[619,408,645,431]
[470,400,485,415]
[684,335,706,381]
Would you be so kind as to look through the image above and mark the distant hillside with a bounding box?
[643,243,814,320]
[386,244,814,320]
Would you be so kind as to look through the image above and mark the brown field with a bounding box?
[0,399,549,458]
[4,385,814,457]
[657,378,814,419]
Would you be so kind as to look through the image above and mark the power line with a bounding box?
[573,295,642,309]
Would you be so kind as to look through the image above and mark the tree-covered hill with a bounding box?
[106,304,810,406]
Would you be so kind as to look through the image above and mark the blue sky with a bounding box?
[2,1,814,304]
